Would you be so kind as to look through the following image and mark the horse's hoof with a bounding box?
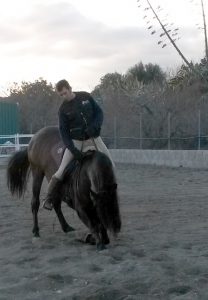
[89,236,96,245]
[32,229,40,237]
[33,232,40,238]
[97,243,107,251]
[85,234,96,245]
[65,225,75,233]
[76,233,95,244]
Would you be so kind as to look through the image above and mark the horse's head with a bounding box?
[89,183,121,234]
[90,183,118,201]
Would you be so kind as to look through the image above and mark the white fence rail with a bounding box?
[0,134,34,157]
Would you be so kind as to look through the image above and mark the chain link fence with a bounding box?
[102,110,208,150]
[1,109,208,156]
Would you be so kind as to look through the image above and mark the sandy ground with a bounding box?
[1,161,208,300]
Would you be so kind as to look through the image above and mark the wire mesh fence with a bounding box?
[102,110,208,150]
[1,109,208,156]
[102,136,208,150]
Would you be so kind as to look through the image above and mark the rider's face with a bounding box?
[58,87,74,101]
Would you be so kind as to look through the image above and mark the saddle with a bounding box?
[63,149,95,178]
[51,141,100,167]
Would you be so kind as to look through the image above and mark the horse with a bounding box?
[7,126,121,250]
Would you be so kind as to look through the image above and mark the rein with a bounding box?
[80,112,98,151]
[74,145,96,201]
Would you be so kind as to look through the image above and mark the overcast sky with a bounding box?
[0,0,206,94]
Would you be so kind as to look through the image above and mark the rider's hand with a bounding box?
[85,125,96,137]
[72,148,84,161]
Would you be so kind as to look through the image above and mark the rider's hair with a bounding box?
[56,79,71,92]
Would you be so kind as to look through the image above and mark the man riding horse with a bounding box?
[7,80,121,249]
[43,79,115,210]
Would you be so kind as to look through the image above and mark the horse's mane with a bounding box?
[62,151,95,183]
[62,151,96,206]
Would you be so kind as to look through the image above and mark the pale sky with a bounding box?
[0,0,206,95]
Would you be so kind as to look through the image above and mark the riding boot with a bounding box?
[42,176,62,210]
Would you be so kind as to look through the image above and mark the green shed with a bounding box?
[0,101,19,135]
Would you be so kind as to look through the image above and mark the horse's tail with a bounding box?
[7,148,30,197]
[96,184,121,235]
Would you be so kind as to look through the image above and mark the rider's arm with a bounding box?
[58,110,76,152]
[88,96,104,133]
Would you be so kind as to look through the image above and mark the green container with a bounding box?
[0,102,19,135]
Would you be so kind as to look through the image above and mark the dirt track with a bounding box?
[1,162,208,300]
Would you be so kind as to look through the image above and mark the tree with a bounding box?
[127,61,166,87]
[6,78,60,133]
[168,60,208,92]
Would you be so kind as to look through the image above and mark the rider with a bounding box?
[43,79,115,210]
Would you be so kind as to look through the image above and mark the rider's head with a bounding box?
[56,79,74,101]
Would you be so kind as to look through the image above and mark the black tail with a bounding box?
[7,148,30,197]
[97,184,122,236]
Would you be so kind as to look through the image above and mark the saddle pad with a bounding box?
[51,140,66,167]
[51,141,100,167]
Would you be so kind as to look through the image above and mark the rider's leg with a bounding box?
[42,175,62,210]
[94,137,115,168]
[43,148,74,210]
[54,148,74,180]
[74,137,115,168]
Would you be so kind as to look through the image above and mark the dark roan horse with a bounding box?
[7,126,121,250]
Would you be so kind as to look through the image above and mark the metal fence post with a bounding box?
[198,109,201,150]
[14,134,17,151]
[114,117,117,149]
[16,133,20,151]
[140,114,142,149]
[168,112,171,150]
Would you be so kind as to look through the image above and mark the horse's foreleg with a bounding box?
[53,198,75,233]
[31,168,44,237]
[77,209,106,250]
[99,224,110,245]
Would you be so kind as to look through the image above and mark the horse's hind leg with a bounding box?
[53,198,75,233]
[31,167,44,237]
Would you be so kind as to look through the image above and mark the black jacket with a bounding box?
[58,92,104,151]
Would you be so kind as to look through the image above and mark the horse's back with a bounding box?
[28,126,62,175]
